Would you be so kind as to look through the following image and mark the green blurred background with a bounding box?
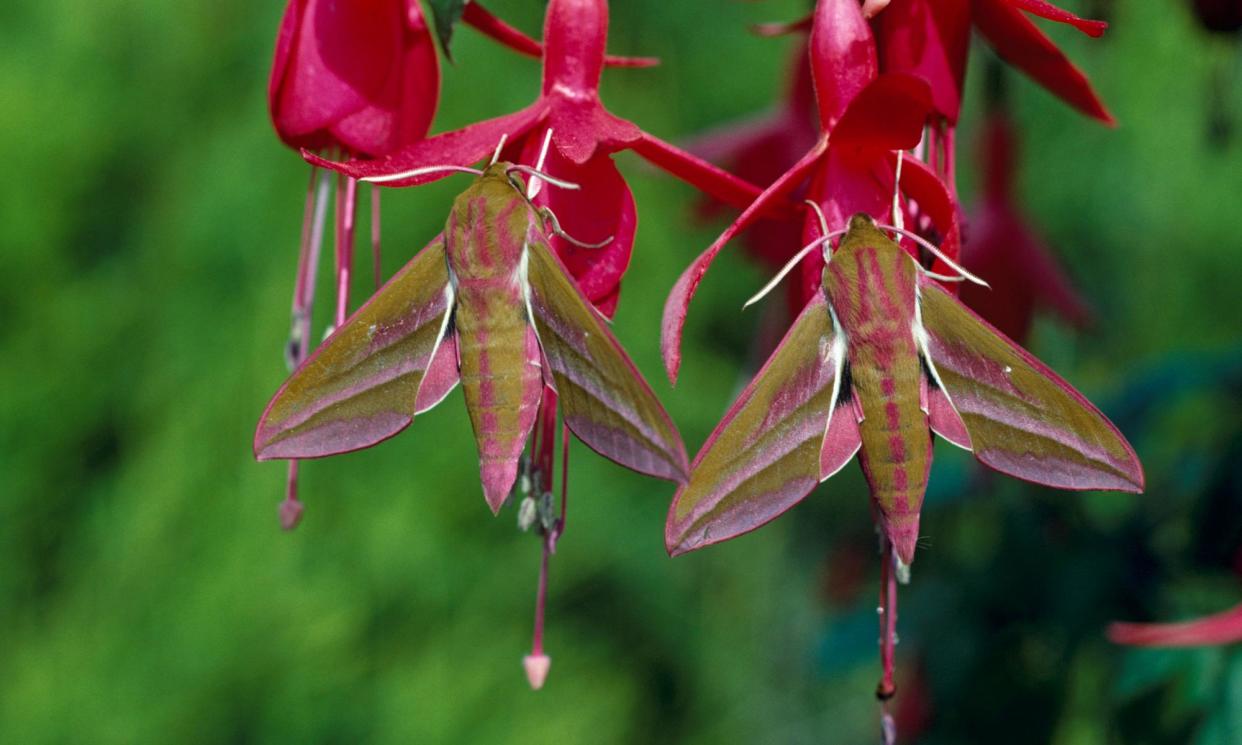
[3,0,1241,742]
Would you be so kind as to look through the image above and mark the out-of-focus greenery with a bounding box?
[2,0,1241,742]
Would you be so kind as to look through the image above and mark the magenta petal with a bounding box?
[272,0,404,148]
[810,0,878,128]
[331,0,440,155]
[268,0,303,114]
[975,0,1114,124]
[1108,603,1242,647]
[876,0,971,122]
[661,140,827,383]
[548,102,640,165]
[306,103,548,185]
[462,2,657,68]
[1009,0,1108,37]
[631,134,776,213]
[524,145,636,314]
[897,154,961,260]
[797,150,893,298]
[831,73,935,157]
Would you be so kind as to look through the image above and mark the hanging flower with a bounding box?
[292,0,769,690]
[310,0,770,316]
[959,103,1092,342]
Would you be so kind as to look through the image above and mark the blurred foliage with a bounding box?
[2,0,1241,743]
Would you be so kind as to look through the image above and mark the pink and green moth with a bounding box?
[255,142,689,510]
[666,211,1144,564]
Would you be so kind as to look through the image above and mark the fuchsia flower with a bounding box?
[1109,602,1242,647]
[299,0,772,688]
[310,0,767,316]
[959,108,1092,342]
[269,0,440,158]
[662,0,954,382]
[875,0,1112,128]
[267,0,660,527]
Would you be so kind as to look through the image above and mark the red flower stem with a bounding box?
[556,419,569,545]
[290,166,329,368]
[370,184,381,291]
[333,173,358,328]
[877,536,898,704]
[531,532,551,657]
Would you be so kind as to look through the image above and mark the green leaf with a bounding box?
[427,0,468,61]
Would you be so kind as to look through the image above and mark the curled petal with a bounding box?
[1009,0,1108,37]
[305,104,548,185]
[974,0,1114,124]
[1108,603,1242,647]
[661,140,828,383]
[810,0,878,128]
[523,135,636,316]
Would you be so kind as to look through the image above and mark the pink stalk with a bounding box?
[280,165,329,530]
[524,535,552,690]
[333,174,359,328]
[877,537,899,740]
[370,184,382,291]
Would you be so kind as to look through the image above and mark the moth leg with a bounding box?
[538,206,612,249]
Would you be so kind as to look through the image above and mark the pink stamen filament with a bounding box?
[371,184,382,291]
[334,174,358,328]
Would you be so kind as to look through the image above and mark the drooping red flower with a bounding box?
[1109,602,1242,646]
[661,0,954,382]
[874,0,1113,127]
[310,0,767,316]
[959,110,1092,342]
[269,0,440,157]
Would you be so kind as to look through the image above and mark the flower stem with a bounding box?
[877,536,898,741]
[334,173,359,328]
[370,184,382,291]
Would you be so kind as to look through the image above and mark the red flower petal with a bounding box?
[1108,603,1242,647]
[632,134,777,213]
[270,0,406,153]
[661,140,828,383]
[832,73,935,159]
[462,1,658,68]
[974,0,1115,124]
[1009,0,1108,37]
[810,0,879,128]
[548,101,641,165]
[521,133,637,315]
[875,0,971,122]
[330,0,440,156]
[306,103,548,185]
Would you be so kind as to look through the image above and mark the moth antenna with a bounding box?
[539,207,611,249]
[528,129,555,199]
[890,150,905,232]
[742,232,840,309]
[875,223,990,288]
[806,199,829,240]
[508,165,580,191]
[922,271,966,283]
[489,133,509,167]
[362,165,484,184]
